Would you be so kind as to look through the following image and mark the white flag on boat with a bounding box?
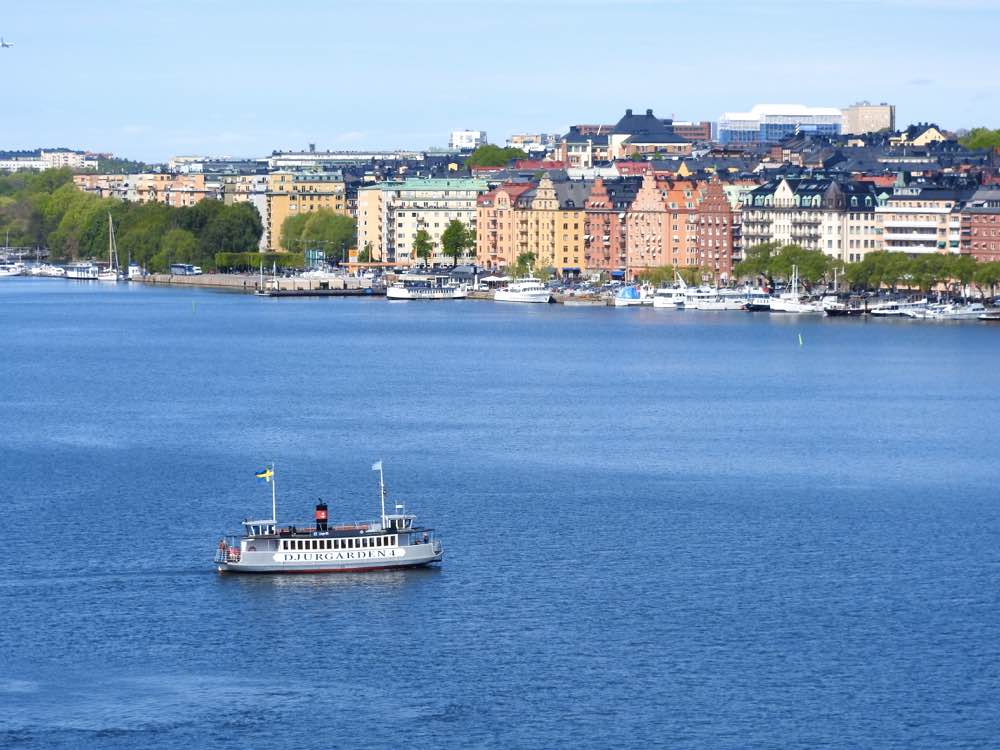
[371,460,382,471]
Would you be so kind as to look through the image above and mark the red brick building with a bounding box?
[960,187,1000,261]
[695,180,736,282]
[583,176,640,272]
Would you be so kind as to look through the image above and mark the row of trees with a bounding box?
[958,128,1000,151]
[279,209,355,258]
[0,169,263,272]
[411,220,477,266]
[732,242,1000,296]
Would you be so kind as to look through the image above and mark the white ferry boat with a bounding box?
[387,275,468,300]
[494,278,552,303]
[214,463,442,574]
[65,262,100,280]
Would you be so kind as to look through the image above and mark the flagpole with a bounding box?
[379,462,386,529]
[271,462,277,525]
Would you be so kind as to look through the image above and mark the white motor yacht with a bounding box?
[869,298,928,317]
[495,278,552,303]
[652,287,685,309]
[906,302,987,320]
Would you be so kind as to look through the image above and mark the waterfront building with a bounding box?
[718,104,843,144]
[475,175,592,275]
[876,185,969,255]
[477,182,536,270]
[449,130,488,151]
[266,171,348,251]
[741,177,883,262]
[357,178,488,266]
[625,174,672,274]
[960,187,1000,262]
[583,177,640,272]
[222,174,269,250]
[695,180,737,282]
[842,102,895,135]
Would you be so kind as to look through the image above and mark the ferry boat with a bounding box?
[494,278,552,303]
[64,262,100,280]
[214,462,443,574]
[386,275,468,300]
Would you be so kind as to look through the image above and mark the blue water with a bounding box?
[2,279,999,748]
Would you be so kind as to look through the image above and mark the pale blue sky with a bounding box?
[2,0,999,161]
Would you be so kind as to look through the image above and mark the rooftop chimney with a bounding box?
[626,109,633,116]
[646,109,653,116]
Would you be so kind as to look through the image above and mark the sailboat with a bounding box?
[98,214,123,282]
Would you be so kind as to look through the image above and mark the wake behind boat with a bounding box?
[214,462,443,574]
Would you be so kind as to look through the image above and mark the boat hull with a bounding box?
[494,290,551,303]
[217,541,442,574]
[386,287,467,300]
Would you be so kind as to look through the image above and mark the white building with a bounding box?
[876,186,965,255]
[448,130,487,151]
[357,178,488,265]
[0,149,97,172]
[719,104,844,144]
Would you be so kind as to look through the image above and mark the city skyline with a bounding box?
[3,0,999,161]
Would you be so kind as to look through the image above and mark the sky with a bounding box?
[2,0,1000,161]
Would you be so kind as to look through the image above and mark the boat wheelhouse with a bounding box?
[214,462,442,574]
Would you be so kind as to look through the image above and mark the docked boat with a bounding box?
[906,302,987,320]
[64,261,100,280]
[614,284,654,307]
[868,297,928,317]
[494,278,552,303]
[0,261,24,277]
[214,462,443,574]
[743,288,772,311]
[979,310,1000,321]
[768,265,823,313]
[98,215,123,282]
[652,286,685,309]
[823,295,866,317]
[386,275,468,300]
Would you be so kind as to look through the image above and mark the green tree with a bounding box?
[511,251,537,277]
[463,144,528,168]
[959,128,1000,151]
[440,219,469,266]
[733,241,780,288]
[280,209,354,259]
[413,229,433,266]
[358,241,373,263]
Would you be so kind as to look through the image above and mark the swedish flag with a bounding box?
[255,467,273,482]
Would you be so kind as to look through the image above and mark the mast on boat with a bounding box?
[373,460,386,528]
[108,213,121,276]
